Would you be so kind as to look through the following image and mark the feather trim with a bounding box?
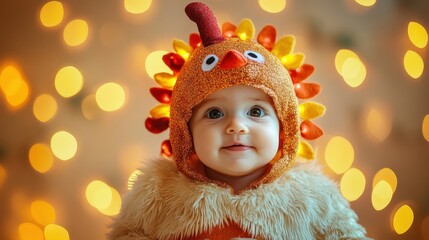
[108,157,369,240]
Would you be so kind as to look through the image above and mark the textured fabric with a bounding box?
[170,38,299,189]
[108,157,369,240]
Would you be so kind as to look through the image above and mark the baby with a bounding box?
[109,2,369,239]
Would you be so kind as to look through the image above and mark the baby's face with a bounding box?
[189,85,280,176]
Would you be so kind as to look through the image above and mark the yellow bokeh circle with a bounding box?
[55,66,83,98]
[372,180,393,211]
[50,131,78,161]
[325,136,354,174]
[354,0,376,7]
[33,94,57,122]
[340,168,366,201]
[31,200,56,226]
[29,143,54,173]
[63,19,89,47]
[95,82,126,112]
[393,204,414,234]
[408,21,428,49]
[19,222,44,240]
[40,1,64,27]
[44,224,70,240]
[404,50,424,79]
[258,0,286,13]
[124,0,152,14]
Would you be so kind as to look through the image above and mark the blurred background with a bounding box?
[1,0,428,239]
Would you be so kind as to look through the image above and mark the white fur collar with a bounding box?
[109,157,368,240]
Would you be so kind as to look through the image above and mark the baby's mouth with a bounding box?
[222,144,252,151]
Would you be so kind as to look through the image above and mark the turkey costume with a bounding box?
[108,2,369,240]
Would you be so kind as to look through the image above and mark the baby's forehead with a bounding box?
[193,85,274,112]
[205,85,271,100]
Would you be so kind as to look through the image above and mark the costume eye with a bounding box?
[247,106,266,117]
[205,108,224,119]
[202,54,219,71]
[244,50,265,63]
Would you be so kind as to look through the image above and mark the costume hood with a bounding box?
[145,2,325,190]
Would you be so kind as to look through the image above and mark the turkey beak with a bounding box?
[219,49,248,69]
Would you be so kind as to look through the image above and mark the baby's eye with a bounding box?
[244,50,265,63]
[247,106,266,117]
[205,108,224,119]
[202,54,219,71]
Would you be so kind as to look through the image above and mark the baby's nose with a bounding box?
[226,117,249,134]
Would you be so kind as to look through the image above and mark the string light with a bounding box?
[55,66,83,98]
[44,224,70,240]
[145,51,172,79]
[408,21,428,49]
[258,0,286,13]
[372,180,393,211]
[19,222,44,240]
[31,200,56,226]
[340,168,366,201]
[95,82,126,112]
[325,136,354,174]
[393,204,414,234]
[40,1,64,27]
[63,19,89,47]
[124,0,152,14]
[33,94,58,122]
[29,143,54,173]
[404,50,424,79]
[50,131,78,161]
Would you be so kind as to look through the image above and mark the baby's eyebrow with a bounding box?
[198,97,223,106]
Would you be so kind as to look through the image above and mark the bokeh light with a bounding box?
[40,1,64,28]
[50,131,78,161]
[81,94,101,120]
[408,21,428,49]
[340,168,366,201]
[0,65,30,109]
[335,49,366,87]
[31,200,56,226]
[355,0,376,7]
[393,204,414,234]
[124,0,152,14]
[19,222,44,240]
[63,19,89,47]
[145,51,172,79]
[128,170,142,190]
[423,114,429,142]
[366,105,392,142]
[95,82,126,112]
[341,57,366,87]
[373,168,397,193]
[55,66,83,98]
[29,143,54,173]
[258,0,286,13]
[372,180,393,211]
[0,164,6,189]
[325,136,354,174]
[44,224,70,240]
[86,180,113,210]
[33,94,58,122]
[404,50,424,79]
[97,186,122,216]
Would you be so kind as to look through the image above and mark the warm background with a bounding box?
[1,0,428,239]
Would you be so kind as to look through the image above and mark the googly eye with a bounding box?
[202,54,219,71]
[244,50,265,63]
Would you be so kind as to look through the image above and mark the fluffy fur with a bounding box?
[108,157,368,240]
